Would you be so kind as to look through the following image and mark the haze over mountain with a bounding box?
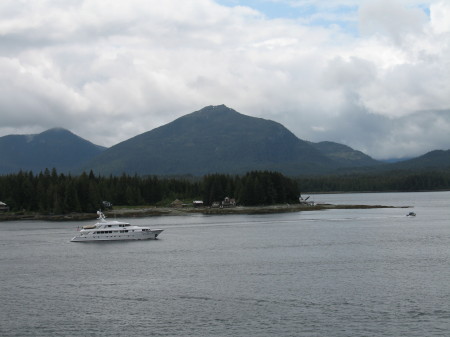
[0,128,105,174]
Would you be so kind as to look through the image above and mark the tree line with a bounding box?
[1,168,449,214]
[296,170,450,193]
[0,169,299,213]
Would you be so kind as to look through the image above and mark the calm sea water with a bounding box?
[1,191,449,337]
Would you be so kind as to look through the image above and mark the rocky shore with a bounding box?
[0,203,406,222]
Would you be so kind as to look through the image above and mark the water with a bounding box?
[1,191,449,336]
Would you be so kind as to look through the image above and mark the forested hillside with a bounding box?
[297,170,450,192]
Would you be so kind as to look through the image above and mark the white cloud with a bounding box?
[430,1,450,34]
[359,0,428,44]
[0,0,448,160]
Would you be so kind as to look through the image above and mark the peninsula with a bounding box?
[0,203,404,222]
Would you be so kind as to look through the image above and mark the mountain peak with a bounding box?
[38,127,73,138]
[189,104,238,118]
[200,104,232,111]
[45,127,69,132]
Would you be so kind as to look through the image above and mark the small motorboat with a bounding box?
[406,212,416,217]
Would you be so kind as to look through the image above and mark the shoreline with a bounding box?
[0,203,407,222]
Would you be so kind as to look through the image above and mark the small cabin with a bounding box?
[222,197,236,207]
[193,200,204,208]
[0,201,9,212]
[102,200,113,209]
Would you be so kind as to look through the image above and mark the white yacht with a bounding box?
[71,211,163,242]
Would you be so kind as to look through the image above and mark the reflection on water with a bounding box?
[1,192,449,337]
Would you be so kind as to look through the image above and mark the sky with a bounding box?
[0,0,449,160]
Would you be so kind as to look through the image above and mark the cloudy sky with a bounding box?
[0,0,449,160]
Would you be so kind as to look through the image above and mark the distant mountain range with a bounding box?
[1,105,449,176]
[0,128,105,174]
[384,149,450,171]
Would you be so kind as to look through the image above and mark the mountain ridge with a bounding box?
[1,105,448,176]
[0,128,106,174]
[82,105,377,176]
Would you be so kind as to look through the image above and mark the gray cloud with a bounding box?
[0,0,448,160]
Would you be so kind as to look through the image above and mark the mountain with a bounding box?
[1,107,448,176]
[386,150,450,171]
[310,141,381,167]
[0,128,106,174]
[83,105,378,176]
